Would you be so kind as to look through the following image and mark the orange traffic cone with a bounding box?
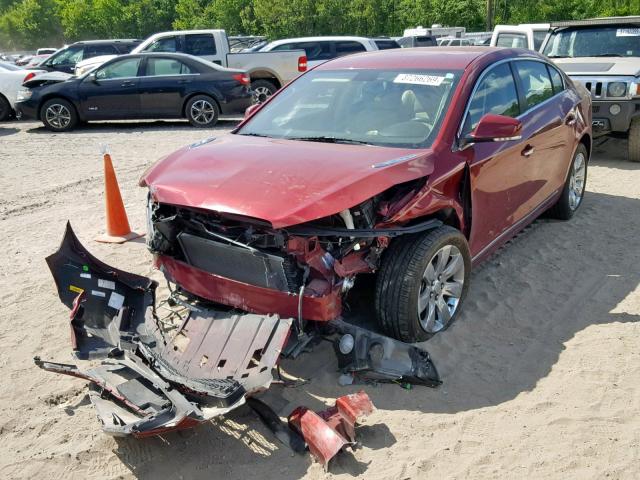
[95,152,143,244]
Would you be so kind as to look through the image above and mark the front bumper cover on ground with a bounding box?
[37,223,440,445]
[37,223,292,436]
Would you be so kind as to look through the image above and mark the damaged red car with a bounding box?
[142,47,591,342]
[37,47,590,446]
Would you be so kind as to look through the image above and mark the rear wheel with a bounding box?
[629,117,640,162]
[186,95,219,128]
[0,95,12,121]
[548,144,588,220]
[251,79,277,104]
[375,226,471,343]
[40,98,77,132]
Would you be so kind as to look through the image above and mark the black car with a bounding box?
[39,40,141,74]
[16,53,252,131]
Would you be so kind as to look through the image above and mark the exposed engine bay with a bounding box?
[146,178,442,322]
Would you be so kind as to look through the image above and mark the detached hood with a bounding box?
[142,134,434,228]
[553,57,640,76]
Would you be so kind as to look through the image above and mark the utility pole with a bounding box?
[486,0,494,31]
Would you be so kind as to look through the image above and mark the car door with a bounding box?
[78,56,142,119]
[182,33,224,65]
[461,61,530,257]
[139,56,198,117]
[511,59,575,211]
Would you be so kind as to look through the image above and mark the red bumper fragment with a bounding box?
[288,390,374,469]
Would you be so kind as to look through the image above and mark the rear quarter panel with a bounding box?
[226,50,305,85]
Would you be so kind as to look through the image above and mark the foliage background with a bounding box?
[0,0,638,50]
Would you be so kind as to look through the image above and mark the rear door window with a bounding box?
[145,58,194,76]
[273,41,333,61]
[95,57,142,80]
[496,33,528,48]
[547,65,564,93]
[84,44,118,58]
[184,34,216,56]
[462,62,520,135]
[335,41,366,56]
[146,36,178,53]
[513,60,554,110]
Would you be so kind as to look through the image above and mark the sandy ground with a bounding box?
[0,119,638,480]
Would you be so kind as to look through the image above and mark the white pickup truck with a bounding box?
[75,30,308,102]
[490,24,550,51]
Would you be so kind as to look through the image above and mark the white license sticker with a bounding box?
[108,292,125,310]
[80,273,91,279]
[91,290,106,298]
[98,279,116,290]
[394,73,445,86]
[617,28,640,36]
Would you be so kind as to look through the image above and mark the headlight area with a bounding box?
[607,82,627,98]
[16,89,32,101]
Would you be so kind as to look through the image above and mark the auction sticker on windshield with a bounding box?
[617,28,640,36]
[394,73,445,86]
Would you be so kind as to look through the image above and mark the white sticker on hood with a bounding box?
[108,292,125,311]
[617,28,640,36]
[394,74,445,86]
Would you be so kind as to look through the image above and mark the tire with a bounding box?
[628,117,640,162]
[0,95,11,122]
[548,143,588,220]
[251,79,278,104]
[375,226,471,343]
[40,98,78,132]
[185,95,219,128]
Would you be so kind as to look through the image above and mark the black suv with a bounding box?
[39,39,141,74]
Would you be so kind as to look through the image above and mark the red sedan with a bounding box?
[142,47,591,343]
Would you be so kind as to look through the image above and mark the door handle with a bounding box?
[521,145,535,157]
[120,80,135,87]
[177,79,191,84]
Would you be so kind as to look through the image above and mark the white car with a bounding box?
[490,24,550,51]
[259,36,378,68]
[0,66,43,120]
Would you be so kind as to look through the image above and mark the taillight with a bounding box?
[298,56,307,72]
[23,72,36,83]
[233,73,250,86]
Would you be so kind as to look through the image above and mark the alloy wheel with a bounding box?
[252,86,271,104]
[45,104,71,129]
[190,100,215,125]
[568,152,586,210]
[417,244,465,333]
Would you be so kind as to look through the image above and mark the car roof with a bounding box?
[314,46,540,71]
[267,36,373,46]
[70,39,141,45]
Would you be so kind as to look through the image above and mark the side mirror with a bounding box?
[87,72,99,83]
[464,113,522,145]
[244,103,260,118]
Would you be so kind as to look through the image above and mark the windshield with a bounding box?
[543,26,640,58]
[46,46,83,66]
[238,69,461,148]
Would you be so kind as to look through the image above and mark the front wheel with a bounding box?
[40,98,78,132]
[548,144,588,220]
[0,95,11,122]
[186,95,219,128]
[375,226,471,343]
